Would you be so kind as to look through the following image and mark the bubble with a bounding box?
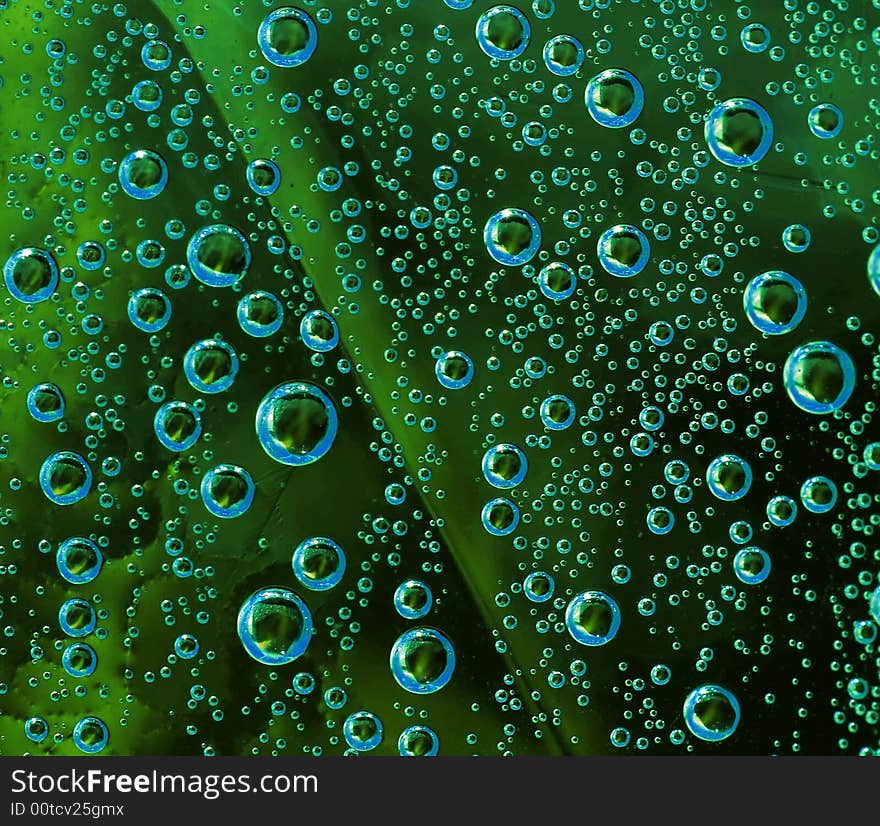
[524,571,555,603]
[257,7,318,68]
[118,149,168,199]
[864,443,880,472]
[480,497,520,536]
[132,79,163,112]
[482,443,528,489]
[200,464,255,519]
[255,382,339,466]
[782,224,811,254]
[153,401,202,452]
[72,716,109,754]
[743,271,807,335]
[867,243,880,297]
[292,537,346,591]
[394,580,433,620]
[237,587,313,665]
[538,261,576,300]
[62,642,97,677]
[435,350,474,390]
[39,451,92,506]
[24,717,49,744]
[398,725,440,756]
[706,454,752,502]
[3,247,59,303]
[484,208,541,266]
[543,35,584,76]
[27,383,65,423]
[237,290,284,338]
[185,224,252,290]
[797,476,837,514]
[565,590,621,646]
[597,224,650,277]
[808,103,843,139]
[733,547,771,585]
[475,5,530,60]
[343,710,383,751]
[58,598,96,637]
[783,341,855,414]
[539,394,575,430]
[651,664,672,686]
[740,22,770,53]
[56,537,103,585]
[183,338,239,394]
[646,506,675,535]
[767,495,797,527]
[141,39,172,71]
[585,69,645,129]
[174,634,200,660]
[77,241,106,271]
[246,158,281,196]
[390,627,456,694]
[683,685,741,742]
[704,98,773,167]
[300,309,339,352]
[128,287,172,332]
[664,459,690,485]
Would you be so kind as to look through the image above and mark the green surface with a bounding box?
[0,0,879,755]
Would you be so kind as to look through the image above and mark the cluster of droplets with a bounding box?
[0,0,879,757]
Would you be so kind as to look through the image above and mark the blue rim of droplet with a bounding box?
[484,208,541,266]
[597,224,650,277]
[704,97,774,167]
[390,628,456,694]
[543,34,585,77]
[237,290,284,338]
[200,464,254,519]
[524,571,555,603]
[394,579,433,620]
[292,536,346,591]
[398,725,440,756]
[706,454,752,501]
[435,351,474,390]
[475,6,531,60]
[40,451,92,506]
[128,287,172,332]
[683,684,740,742]
[62,642,97,677]
[565,590,621,646]
[246,158,281,196]
[58,598,96,637]
[482,443,528,489]
[57,537,103,585]
[27,383,65,423]
[183,338,239,394]
[237,587,313,665]
[258,7,318,68]
[585,69,645,129]
[540,394,575,430]
[343,711,383,751]
[118,149,168,199]
[186,224,251,287]
[4,247,59,304]
[808,103,843,139]
[73,716,109,753]
[733,545,771,585]
[300,309,339,352]
[154,400,202,452]
[743,270,806,335]
[783,340,855,414]
[256,381,339,466]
